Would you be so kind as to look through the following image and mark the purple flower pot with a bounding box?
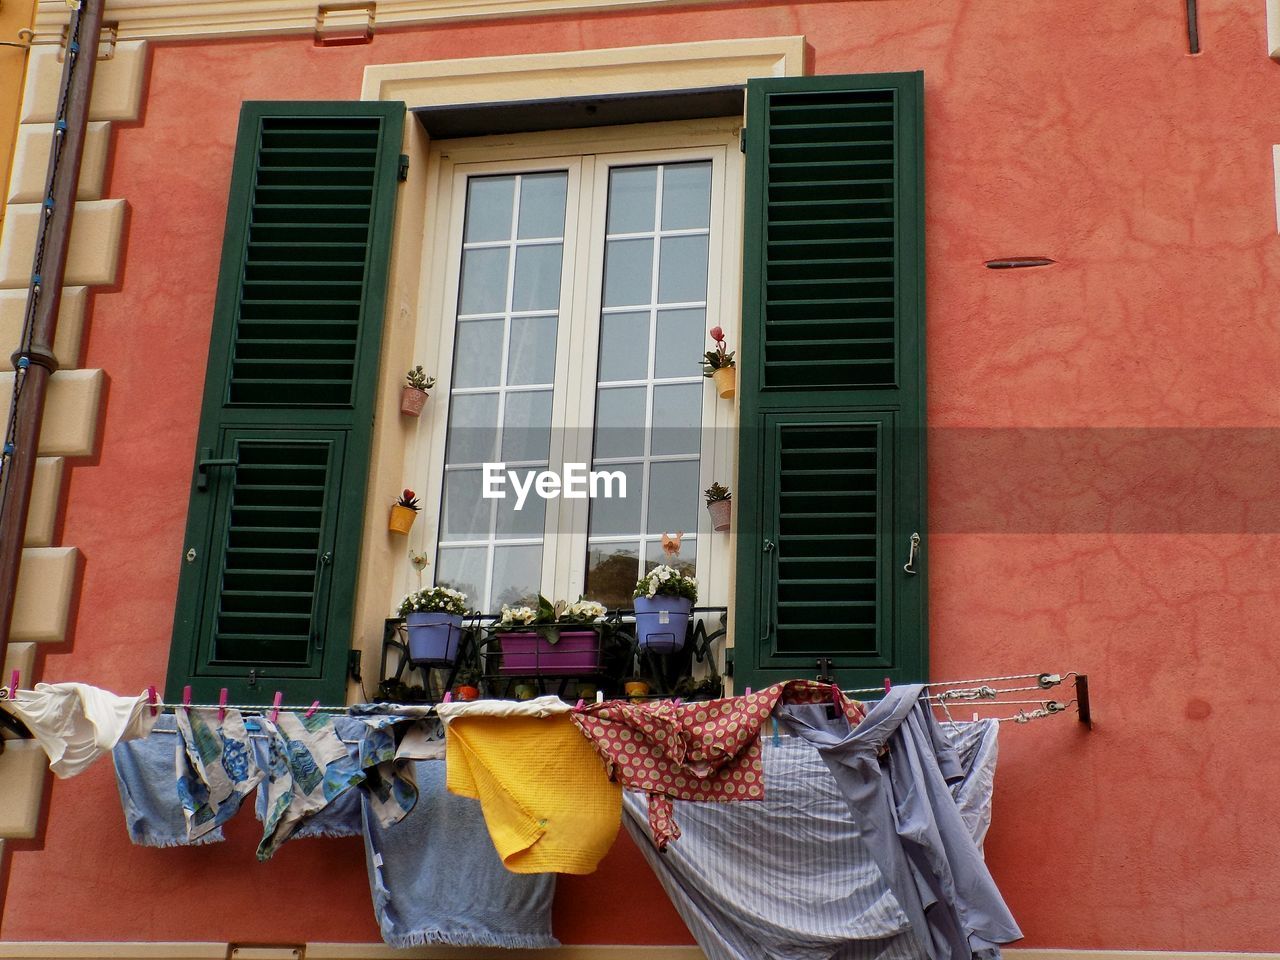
[406,612,463,664]
[633,595,692,653]
[499,629,601,675]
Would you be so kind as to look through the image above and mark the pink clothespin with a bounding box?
[674,698,682,707]
[575,698,585,709]
[217,688,228,723]
[147,685,158,717]
[884,677,892,693]
[269,691,283,723]
[305,699,320,719]
[442,691,452,704]
[182,685,192,711]
[8,669,19,699]
[744,687,752,696]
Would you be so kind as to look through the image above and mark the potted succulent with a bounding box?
[388,488,420,534]
[398,585,469,663]
[496,595,607,676]
[452,665,481,702]
[702,326,736,399]
[401,366,437,417]
[632,565,697,653]
[704,482,732,532]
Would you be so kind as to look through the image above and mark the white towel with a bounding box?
[4,682,158,778]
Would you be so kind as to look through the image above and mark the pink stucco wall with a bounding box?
[4,0,1280,949]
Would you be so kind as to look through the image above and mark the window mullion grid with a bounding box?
[636,163,665,581]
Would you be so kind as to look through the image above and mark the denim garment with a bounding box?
[779,686,1022,960]
[361,759,558,949]
[623,735,924,960]
[112,715,224,847]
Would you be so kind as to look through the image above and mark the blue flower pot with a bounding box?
[633,596,692,653]
[406,612,463,664]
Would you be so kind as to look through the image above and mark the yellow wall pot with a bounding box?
[712,366,736,399]
[388,504,418,534]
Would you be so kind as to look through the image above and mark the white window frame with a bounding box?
[401,120,744,615]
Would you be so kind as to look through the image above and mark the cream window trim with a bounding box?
[403,122,743,614]
[361,36,806,107]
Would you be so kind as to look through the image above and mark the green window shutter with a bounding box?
[734,73,925,694]
[167,101,405,705]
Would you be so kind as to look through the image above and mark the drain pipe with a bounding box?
[0,0,104,667]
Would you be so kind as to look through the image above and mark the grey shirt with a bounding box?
[778,685,1023,960]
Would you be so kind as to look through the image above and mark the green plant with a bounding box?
[634,564,698,603]
[398,585,468,617]
[701,326,736,376]
[704,482,732,505]
[497,595,607,644]
[395,488,421,511]
[453,665,481,687]
[405,366,436,391]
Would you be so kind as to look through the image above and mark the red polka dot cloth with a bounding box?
[570,680,865,850]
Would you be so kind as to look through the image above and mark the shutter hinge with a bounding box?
[738,128,746,153]
[397,154,409,182]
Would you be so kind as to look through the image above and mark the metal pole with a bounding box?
[0,0,104,665]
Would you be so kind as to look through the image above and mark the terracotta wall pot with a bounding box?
[707,498,732,531]
[712,366,736,399]
[401,386,428,416]
[388,504,417,534]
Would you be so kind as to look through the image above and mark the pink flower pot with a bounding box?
[499,629,601,676]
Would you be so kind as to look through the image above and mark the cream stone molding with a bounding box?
[31,0,739,43]
[1270,0,1280,58]
[361,35,805,106]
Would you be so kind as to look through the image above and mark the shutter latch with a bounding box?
[397,154,409,182]
[903,532,920,575]
[196,448,239,490]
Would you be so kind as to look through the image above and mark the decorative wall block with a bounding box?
[0,369,104,458]
[20,39,147,123]
[24,457,65,547]
[0,199,126,289]
[2,642,36,688]
[10,545,79,644]
[8,121,112,204]
[0,286,88,371]
[0,740,48,839]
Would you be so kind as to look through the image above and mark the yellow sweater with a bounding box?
[445,712,621,875]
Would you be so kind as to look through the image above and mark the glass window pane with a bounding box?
[651,383,702,456]
[452,319,503,388]
[603,238,653,308]
[441,469,489,540]
[508,315,557,385]
[464,176,514,243]
[445,393,499,465]
[587,462,643,536]
[436,546,487,608]
[593,386,646,460]
[654,307,705,380]
[491,544,541,609]
[607,166,657,234]
[586,541,640,609]
[647,458,699,535]
[496,472,547,540]
[661,162,711,231]
[501,390,552,463]
[657,234,709,304]
[512,244,563,312]
[598,311,650,383]
[645,538,696,579]
[517,172,568,240]
[459,247,509,315]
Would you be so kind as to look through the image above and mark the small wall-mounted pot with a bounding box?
[707,499,731,532]
[712,367,736,399]
[401,386,428,417]
[388,504,417,534]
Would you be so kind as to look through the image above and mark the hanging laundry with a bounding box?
[112,714,224,847]
[254,711,367,859]
[944,720,1000,850]
[622,734,926,960]
[571,679,865,849]
[4,682,158,778]
[350,713,419,828]
[175,707,264,842]
[778,686,1022,960]
[438,696,621,875]
[362,759,559,949]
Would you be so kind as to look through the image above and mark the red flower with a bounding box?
[403,488,415,500]
[709,326,725,342]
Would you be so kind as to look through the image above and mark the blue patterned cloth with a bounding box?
[112,715,224,847]
[361,759,558,949]
[175,707,263,842]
